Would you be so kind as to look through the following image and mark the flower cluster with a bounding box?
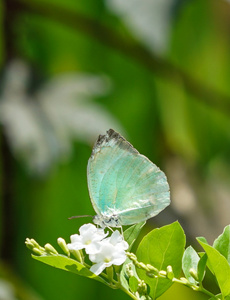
[67,223,128,275]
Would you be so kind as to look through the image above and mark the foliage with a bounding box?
[26,223,230,299]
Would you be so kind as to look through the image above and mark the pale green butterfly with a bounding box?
[87,129,170,228]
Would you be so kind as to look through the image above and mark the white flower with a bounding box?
[89,230,128,275]
[104,230,129,250]
[67,223,108,254]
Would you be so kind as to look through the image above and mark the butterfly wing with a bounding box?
[87,129,170,226]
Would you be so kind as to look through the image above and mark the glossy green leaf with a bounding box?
[182,246,199,284]
[197,253,207,282]
[197,236,208,244]
[136,221,185,299]
[124,221,146,251]
[199,252,214,274]
[32,254,107,284]
[213,225,230,263]
[120,259,132,291]
[129,276,139,293]
[208,294,222,300]
[197,238,230,297]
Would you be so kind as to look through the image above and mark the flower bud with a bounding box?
[57,238,70,256]
[159,270,167,277]
[139,262,148,271]
[25,238,35,250]
[25,238,45,255]
[44,243,58,255]
[189,268,198,281]
[32,248,44,256]
[180,277,189,284]
[70,249,83,263]
[146,264,157,273]
[166,265,174,280]
[125,263,134,277]
[137,280,147,294]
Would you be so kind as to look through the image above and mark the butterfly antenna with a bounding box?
[68,215,93,220]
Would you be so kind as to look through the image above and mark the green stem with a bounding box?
[198,284,219,299]
[128,253,218,299]
[118,283,139,300]
[169,277,218,299]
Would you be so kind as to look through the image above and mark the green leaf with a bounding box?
[129,276,139,293]
[213,225,230,263]
[197,253,207,282]
[208,294,222,300]
[120,258,140,292]
[197,238,230,297]
[32,254,107,284]
[124,221,146,251]
[197,236,209,244]
[182,246,199,284]
[199,252,214,274]
[136,221,186,299]
[120,259,132,291]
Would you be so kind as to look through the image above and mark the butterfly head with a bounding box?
[93,213,120,228]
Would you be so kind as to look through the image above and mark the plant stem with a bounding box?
[198,284,219,299]
[170,277,217,298]
[119,284,139,300]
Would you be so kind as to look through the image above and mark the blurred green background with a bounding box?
[0,0,230,299]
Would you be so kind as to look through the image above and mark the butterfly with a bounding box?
[87,129,170,228]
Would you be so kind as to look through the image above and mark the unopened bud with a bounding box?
[189,268,198,281]
[125,263,134,277]
[166,265,174,280]
[31,239,40,247]
[25,238,45,255]
[70,249,83,263]
[57,238,70,256]
[32,248,44,256]
[25,239,35,250]
[180,277,189,284]
[159,270,167,277]
[146,264,157,273]
[44,243,58,255]
[137,280,147,294]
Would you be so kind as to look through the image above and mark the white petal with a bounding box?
[89,250,105,263]
[109,230,123,245]
[85,242,101,255]
[118,241,129,250]
[67,242,84,251]
[90,262,106,275]
[70,234,81,243]
[79,223,97,235]
[112,253,127,266]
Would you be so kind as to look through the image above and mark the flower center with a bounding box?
[104,257,111,263]
[85,240,91,245]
